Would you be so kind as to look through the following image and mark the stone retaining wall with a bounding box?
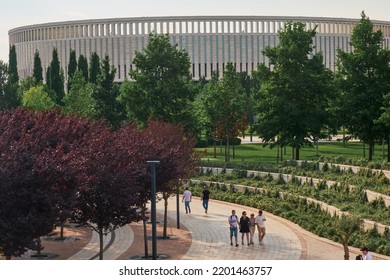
[196,167,390,235]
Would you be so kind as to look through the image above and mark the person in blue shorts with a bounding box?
[228,209,239,247]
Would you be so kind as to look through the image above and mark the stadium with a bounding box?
[8,16,390,82]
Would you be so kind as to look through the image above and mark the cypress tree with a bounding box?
[8,45,19,85]
[89,52,101,84]
[48,48,65,105]
[33,50,43,84]
[78,54,89,82]
[67,49,77,91]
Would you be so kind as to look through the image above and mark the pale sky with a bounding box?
[2,0,390,62]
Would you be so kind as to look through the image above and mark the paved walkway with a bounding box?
[60,196,389,260]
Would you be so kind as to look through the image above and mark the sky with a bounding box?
[2,0,390,62]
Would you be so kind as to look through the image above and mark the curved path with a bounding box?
[66,196,390,260]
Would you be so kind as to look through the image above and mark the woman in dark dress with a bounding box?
[239,211,250,246]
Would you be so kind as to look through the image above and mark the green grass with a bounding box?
[197,141,388,164]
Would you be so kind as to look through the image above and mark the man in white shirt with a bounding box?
[182,188,192,214]
[255,210,266,243]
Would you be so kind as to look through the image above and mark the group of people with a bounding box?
[228,209,266,247]
[182,186,210,214]
[182,187,375,258]
[182,187,266,247]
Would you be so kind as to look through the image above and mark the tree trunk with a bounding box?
[280,145,283,161]
[368,139,374,161]
[143,219,148,258]
[163,193,169,239]
[363,142,366,158]
[387,138,390,162]
[36,237,42,257]
[342,241,350,260]
[213,140,216,158]
[226,134,230,162]
[382,139,385,159]
[60,223,64,240]
[342,126,346,147]
[292,147,295,160]
[99,229,104,260]
[295,146,300,161]
[276,144,280,164]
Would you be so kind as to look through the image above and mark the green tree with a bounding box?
[202,63,247,162]
[22,85,56,111]
[253,21,333,160]
[78,54,89,82]
[119,33,195,131]
[8,45,19,85]
[47,48,65,105]
[62,70,96,119]
[67,49,78,91]
[332,215,362,260]
[92,55,124,128]
[33,49,43,84]
[89,52,100,84]
[336,12,390,161]
[1,46,20,109]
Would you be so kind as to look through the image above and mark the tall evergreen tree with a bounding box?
[47,48,65,105]
[67,49,78,91]
[33,50,43,84]
[92,55,124,128]
[89,52,100,84]
[78,54,89,82]
[8,45,19,85]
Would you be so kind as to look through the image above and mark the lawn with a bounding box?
[197,140,388,165]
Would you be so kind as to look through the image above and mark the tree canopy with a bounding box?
[253,21,333,160]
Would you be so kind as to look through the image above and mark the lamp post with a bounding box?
[147,160,160,260]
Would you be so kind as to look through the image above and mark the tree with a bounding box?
[336,12,390,160]
[202,62,247,162]
[8,45,19,85]
[73,122,147,260]
[47,48,65,105]
[0,109,99,259]
[89,52,100,84]
[21,85,56,111]
[67,49,78,91]
[92,55,125,128]
[33,50,43,84]
[62,70,97,119]
[253,21,333,160]
[142,121,198,240]
[119,33,196,132]
[0,47,20,110]
[78,54,89,82]
[332,215,362,260]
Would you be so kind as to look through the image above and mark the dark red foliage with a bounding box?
[141,120,199,192]
[0,109,107,258]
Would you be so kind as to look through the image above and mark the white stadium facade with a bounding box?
[8,16,390,82]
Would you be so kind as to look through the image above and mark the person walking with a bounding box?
[249,213,256,245]
[255,210,266,243]
[228,210,239,247]
[182,188,192,214]
[201,186,211,213]
[359,247,373,260]
[239,211,250,246]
